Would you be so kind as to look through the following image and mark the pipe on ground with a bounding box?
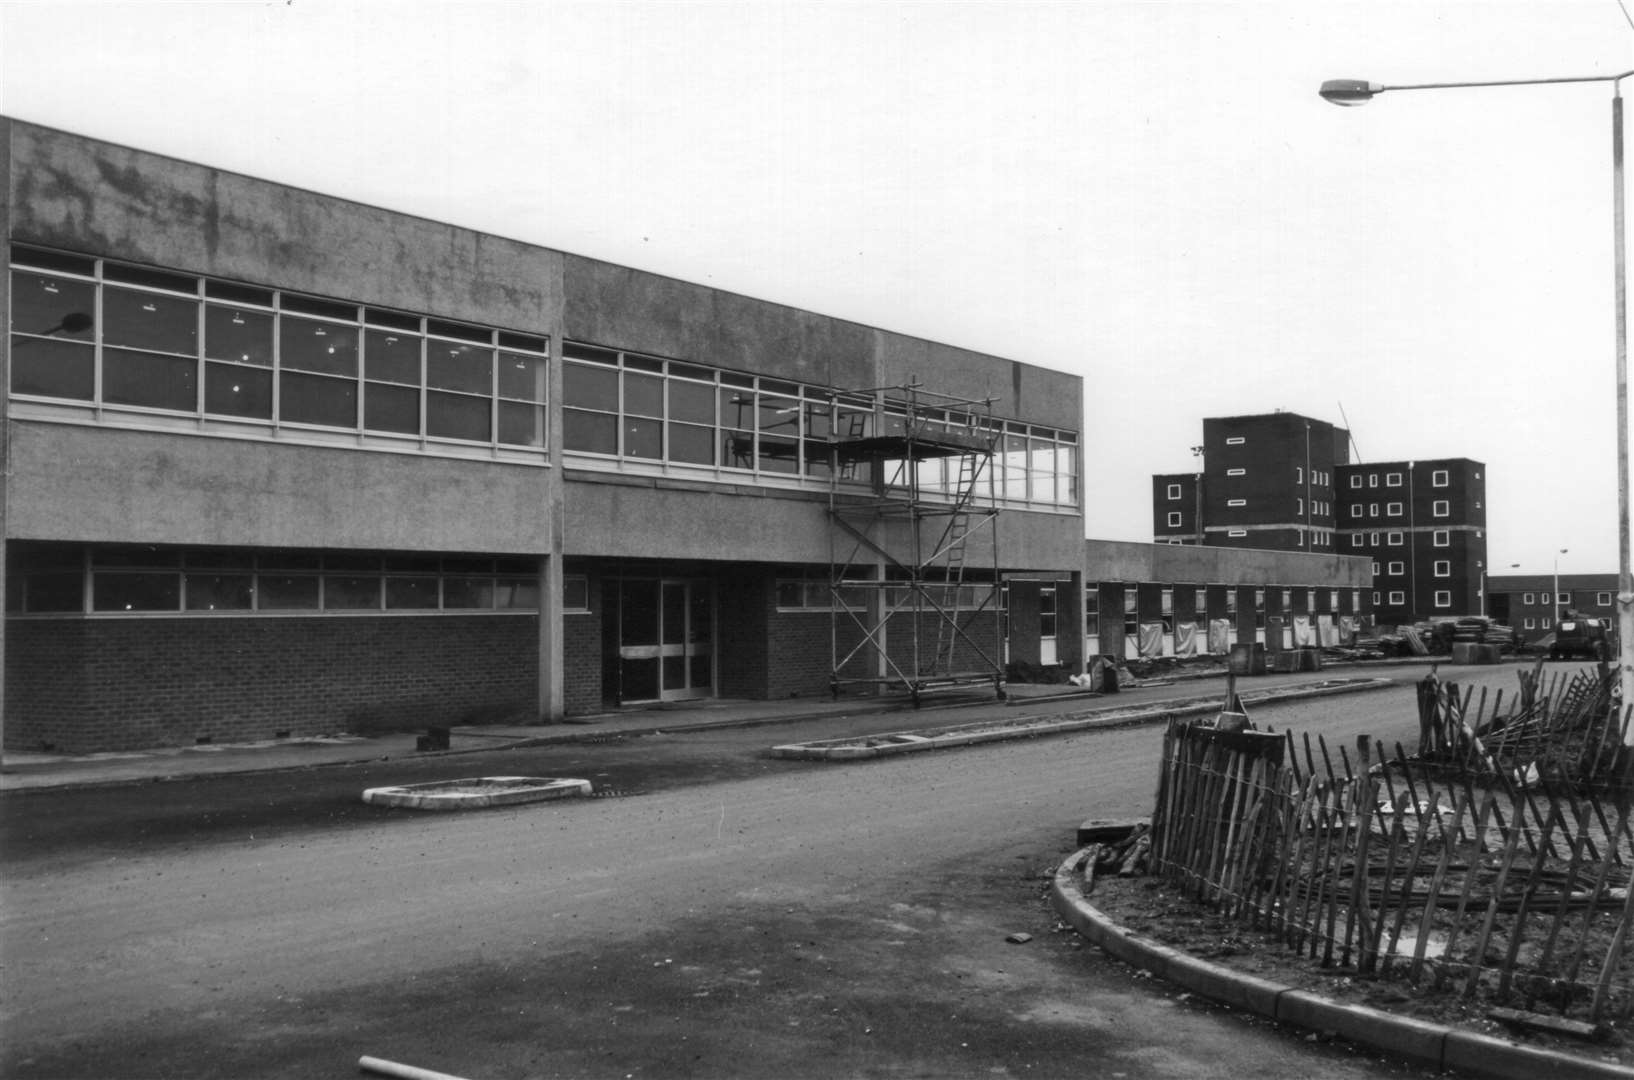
[358,1055,474,1080]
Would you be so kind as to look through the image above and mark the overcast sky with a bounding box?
[3,0,1633,575]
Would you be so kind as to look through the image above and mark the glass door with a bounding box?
[1038,585,1058,667]
[619,578,713,704]
[661,580,713,700]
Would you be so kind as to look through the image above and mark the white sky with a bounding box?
[3,0,1633,575]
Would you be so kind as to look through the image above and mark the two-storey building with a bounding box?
[1,119,1086,752]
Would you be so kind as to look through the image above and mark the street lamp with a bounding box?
[1556,548,1570,624]
[1191,445,1205,545]
[1320,70,1634,733]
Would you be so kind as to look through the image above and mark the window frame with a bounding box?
[7,544,541,617]
[8,245,550,460]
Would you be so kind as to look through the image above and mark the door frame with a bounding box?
[615,576,715,704]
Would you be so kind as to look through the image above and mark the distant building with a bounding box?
[1153,412,1348,552]
[1487,573,1621,644]
[1336,458,1487,625]
[1154,412,1487,624]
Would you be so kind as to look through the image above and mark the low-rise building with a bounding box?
[1487,573,1622,644]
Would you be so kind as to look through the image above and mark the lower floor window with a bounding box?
[7,542,540,615]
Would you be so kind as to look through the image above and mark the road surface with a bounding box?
[4,662,1550,1078]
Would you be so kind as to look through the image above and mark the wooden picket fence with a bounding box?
[1148,667,1634,1022]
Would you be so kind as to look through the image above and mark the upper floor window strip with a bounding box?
[559,341,1080,508]
[8,246,549,455]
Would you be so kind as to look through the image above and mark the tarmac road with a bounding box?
[1,664,1537,1079]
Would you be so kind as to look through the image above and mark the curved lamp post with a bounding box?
[1320,71,1634,736]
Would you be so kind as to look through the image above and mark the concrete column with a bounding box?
[1068,571,1085,674]
[1,122,12,761]
[538,551,563,722]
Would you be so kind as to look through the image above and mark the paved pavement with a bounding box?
[0,682,1040,792]
[0,663,1402,792]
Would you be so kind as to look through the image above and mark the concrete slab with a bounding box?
[361,776,592,810]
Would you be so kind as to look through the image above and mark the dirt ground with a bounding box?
[1083,871,1634,1071]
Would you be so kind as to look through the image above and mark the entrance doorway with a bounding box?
[1038,585,1058,667]
[616,578,714,703]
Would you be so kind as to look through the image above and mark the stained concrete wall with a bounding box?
[560,253,1082,433]
[4,120,564,557]
[565,472,1083,571]
[1087,539,1372,588]
[10,123,562,329]
[8,424,552,552]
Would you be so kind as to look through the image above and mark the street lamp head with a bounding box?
[1320,79,1383,106]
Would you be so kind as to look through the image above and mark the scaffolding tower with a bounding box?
[826,381,1006,706]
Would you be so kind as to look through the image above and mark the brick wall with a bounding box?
[1008,582,1042,668]
[716,570,770,699]
[764,611,875,698]
[884,608,1004,679]
[5,614,539,753]
[562,574,604,716]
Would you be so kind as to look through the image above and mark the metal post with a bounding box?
[1614,89,1634,735]
[1318,67,1634,730]
[1555,549,1565,626]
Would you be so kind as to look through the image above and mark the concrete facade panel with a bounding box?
[9,124,563,330]
[1086,539,1371,588]
[560,255,876,389]
[559,254,1083,434]
[872,334,1081,432]
[564,479,837,563]
[564,473,1083,570]
[8,422,553,552]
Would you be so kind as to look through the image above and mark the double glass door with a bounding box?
[618,579,713,703]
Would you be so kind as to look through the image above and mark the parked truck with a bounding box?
[1551,614,1616,662]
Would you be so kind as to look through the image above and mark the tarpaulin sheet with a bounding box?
[1138,622,1164,657]
[1293,615,1314,647]
[1318,615,1338,647]
[1208,619,1233,654]
[1174,621,1198,657]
